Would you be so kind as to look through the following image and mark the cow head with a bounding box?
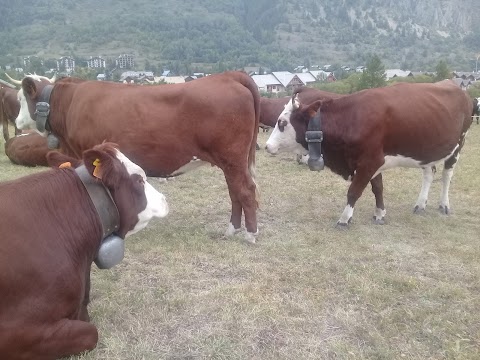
[47,143,169,239]
[11,74,54,131]
[265,93,323,156]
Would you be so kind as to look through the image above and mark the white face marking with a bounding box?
[115,150,169,237]
[265,98,308,156]
[16,88,36,130]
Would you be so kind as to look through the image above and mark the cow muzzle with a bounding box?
[265,143,278,155]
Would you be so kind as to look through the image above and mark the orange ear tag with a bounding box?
[58,162,72,169]
[92,158,102,179]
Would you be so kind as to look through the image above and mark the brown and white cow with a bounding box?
[0,142,168,359]
[266,80,473,226]
[5,132,51,167]
[13,71,260,242]
[0,84,21,141]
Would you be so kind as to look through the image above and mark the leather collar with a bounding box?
[75,165,120,239]
[35,84,54,133]
[305,110,325,171]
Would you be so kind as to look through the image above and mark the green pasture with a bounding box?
[1,128,479,360]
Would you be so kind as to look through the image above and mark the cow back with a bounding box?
[47,71,260,177]
[5,133,50,167]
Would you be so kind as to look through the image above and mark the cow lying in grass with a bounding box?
[5,132,50,167]
[0,142,169,359]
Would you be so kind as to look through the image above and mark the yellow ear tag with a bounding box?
[58,162,72,169]
[92,158,102,179]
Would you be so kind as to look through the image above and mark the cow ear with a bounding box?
[46,151,82,168]
[83,149,110,180]
[22,77,37,98]
[306,100,323,118]
[83,148,123,185]
[292,93,300,109]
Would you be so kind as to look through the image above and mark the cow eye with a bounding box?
[132,174,144,185]
[278,119,287,132]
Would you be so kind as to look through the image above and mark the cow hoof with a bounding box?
[244,233,256,244]
[373,217,385,225]
[335,222,349,229]
[225,223,242,237]
[438,205,450,215]
[413,205,426,214]
[244,229,258,244]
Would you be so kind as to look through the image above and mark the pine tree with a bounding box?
[434,60,451,81]
[357,54,386,90]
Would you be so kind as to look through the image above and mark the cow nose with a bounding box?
[265,144,277,155]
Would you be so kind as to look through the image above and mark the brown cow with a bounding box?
[0,84,21,141]
[5,132,50,167]
[266,80,473,226]
[13,71,260,242]
[0,142,169,359]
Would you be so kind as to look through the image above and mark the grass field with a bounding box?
[1,128,479,360]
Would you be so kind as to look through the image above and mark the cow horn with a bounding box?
[49,73,56,82]
[4,73,22,85]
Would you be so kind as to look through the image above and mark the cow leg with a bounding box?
[1,112,9,142]
[35,319,98,358]
[79,267,92,322]
[439,135,465,214]
[439,167,453,214]
[370,173,386,224]
[413,166,435,213]
[223,167,258,243]
[337,165,380,227]
[22,319,98,359]
[14,124,22,136]
[225,184,243,237]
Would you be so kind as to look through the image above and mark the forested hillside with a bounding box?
[0,0,479,73]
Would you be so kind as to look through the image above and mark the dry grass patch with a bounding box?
[1,128,479,360]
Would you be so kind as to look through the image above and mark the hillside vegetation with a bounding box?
[1,0,479,72]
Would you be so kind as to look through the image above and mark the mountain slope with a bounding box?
[0,0,478,71]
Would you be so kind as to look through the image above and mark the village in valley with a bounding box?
[4,53,480,96]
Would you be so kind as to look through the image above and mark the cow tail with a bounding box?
[243,73,261,208]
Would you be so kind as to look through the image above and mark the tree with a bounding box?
[434,60,451,81]
[73,67,98,80]
[357,54,386,90]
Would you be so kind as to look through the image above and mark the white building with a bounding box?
[87,56,106,69]
[57,56,75,73]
